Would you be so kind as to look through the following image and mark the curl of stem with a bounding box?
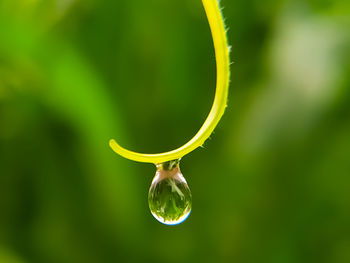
[110,0,230,164]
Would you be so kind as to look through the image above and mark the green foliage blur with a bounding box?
[1,0,350,262]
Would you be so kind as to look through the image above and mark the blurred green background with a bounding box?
[1,0,350,262]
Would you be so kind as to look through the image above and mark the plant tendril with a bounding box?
[109,0,230,164]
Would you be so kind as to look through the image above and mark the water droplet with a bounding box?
[148,160,192,225]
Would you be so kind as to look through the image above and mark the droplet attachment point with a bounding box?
[148,160,192,225]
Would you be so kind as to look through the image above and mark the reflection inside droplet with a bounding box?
[148,160,192,225]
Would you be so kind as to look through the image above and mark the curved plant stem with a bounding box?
[110,0,230,164]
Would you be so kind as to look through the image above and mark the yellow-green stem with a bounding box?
[109,0,230,164]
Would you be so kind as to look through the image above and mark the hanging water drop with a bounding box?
[148,160,192,225]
